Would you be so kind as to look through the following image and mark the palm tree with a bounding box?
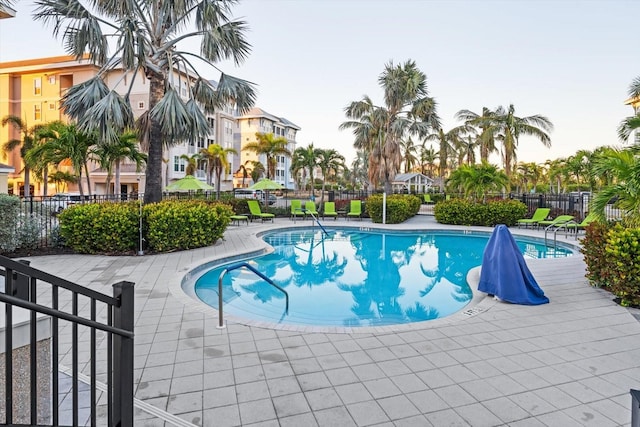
[235,162,251,188]
[200,143,237,198]
[446,162,508,202]
[399,137,419,173]
[492,104,553,183]
[591,146,640,226]
[420,144,437,177]
[618,76,640,142]
[25,122,97,196]
[291,143,320,192]
[455,107,499,162]
[179,154,200,176]
[350,149,369,191]
[248,160,266,184]
[2,115,40,196]
[91,131,146,197]
[243,132,291,179]
[425,126,466,190]
[34,0,257,204]
[341,60,439,193]
[316,149,345,205]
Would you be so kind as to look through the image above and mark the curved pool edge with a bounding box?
[169,221,582,334]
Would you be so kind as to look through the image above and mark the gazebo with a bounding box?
[0,163,14,194]
[391,172,433,194]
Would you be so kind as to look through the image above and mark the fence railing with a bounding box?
[0,255,134,426]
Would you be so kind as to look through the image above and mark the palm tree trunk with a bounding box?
[115,159,121,198]
[144,72,165,204]
[84,162,92,196]
[42,169,48,197]
[23,166,31,197]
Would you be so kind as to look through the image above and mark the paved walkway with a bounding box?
[26,215,640,426]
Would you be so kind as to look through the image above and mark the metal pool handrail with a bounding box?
[217,262,289,328]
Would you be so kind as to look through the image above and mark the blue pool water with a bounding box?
[194,229,573,327]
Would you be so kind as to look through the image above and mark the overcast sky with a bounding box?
[1,0,639,166]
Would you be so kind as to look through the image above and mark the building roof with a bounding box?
[392,172,433,183]
[0,162,15,173]
[0,54,94,74]
[239,107,301,130]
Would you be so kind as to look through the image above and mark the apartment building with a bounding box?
[0,55,301,195]
[235,107,300,190]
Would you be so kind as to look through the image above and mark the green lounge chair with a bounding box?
[322,201,338,220]
[347,200,362,221]
[305,200,318,218]
[290,199,304,220]
[424,194,434,204]
[247,200,275,222]
[517,208,550,228]
[565,213,597,238]
[537,214,575,230]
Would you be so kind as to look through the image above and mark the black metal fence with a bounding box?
[0,255,134,426]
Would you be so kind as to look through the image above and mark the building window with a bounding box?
[48,75,56,85]
[34,104,42,121]
[173,156,185,172]
[138,101,145,109]
[34,78,42,96]
[48,102,56,110]
[197,137,206,149]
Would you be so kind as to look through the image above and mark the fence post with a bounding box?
[113,281,135,427]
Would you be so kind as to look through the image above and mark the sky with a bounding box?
[1,0,639,167]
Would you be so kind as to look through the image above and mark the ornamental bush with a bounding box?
[366,194,421,224]
[59,202,139,254]
[0,194,20,253]
[581,221,614,289]
[603,224,640,307]
[434,199,526,226]
[144,200,233,252]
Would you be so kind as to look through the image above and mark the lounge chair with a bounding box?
[517,208,550,228]
[537,214,575,230]
[347,200,362,221]
[424,194,434,204]
[565,213,597,237]
[247,200,275,222]
[290,200,304,220]
[305,200,318,218]
[322,201,338,220]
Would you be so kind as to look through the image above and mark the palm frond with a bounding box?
[184,99,211,138]
[192,78,217,113]
[214,73,257,114]
[200,21,252,65]
[61,77,110,120]
[80,91,134,143]
[149,88,191,144]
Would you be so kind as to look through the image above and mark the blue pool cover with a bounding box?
[478,225,549,305]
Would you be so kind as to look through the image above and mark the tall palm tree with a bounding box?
[455,107,499,162]
[291,143,320,192]
[341,60,439,193]
[200,143,237,198]
[618,76,640,143]
[248,160,265,184]
[2,115,40,196]
[243,132,291,179]
[399,137,419,173]
[34,0,256,204]
[492,104,553,183]
[316,148,345,205]
[235,162,251,188]
[350,149,369,191]
[425,126,466,190]
[419,144,437,177]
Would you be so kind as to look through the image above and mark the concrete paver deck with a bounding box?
[24,215,640,426]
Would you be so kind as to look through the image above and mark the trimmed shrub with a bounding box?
[581,221,614,289]
[144,200,233,252]
[59,202,139,254]
[0,194,20,253]
[434,199,526,226]
[603,224,640,307]
[366,194,421,224]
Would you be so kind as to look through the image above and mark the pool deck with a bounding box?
[26,214,640,426]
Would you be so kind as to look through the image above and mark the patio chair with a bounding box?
[424,194,434,204]
[564,212,597,238]
[290,199,304,220]
[305,200,319,218]
[247,200,275,222]
[322,201,338,220]
[516,208,550,228]
[347,200,362,221]
[537,214,575,230]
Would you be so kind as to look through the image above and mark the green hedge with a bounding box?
[366,194,421,224]
[145,200,233,252]
[434,199,527,226]
[0,194,20,253]
[59,202,140,254]
[58,200,233,254]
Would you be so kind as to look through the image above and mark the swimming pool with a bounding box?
[194,229,573,328]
